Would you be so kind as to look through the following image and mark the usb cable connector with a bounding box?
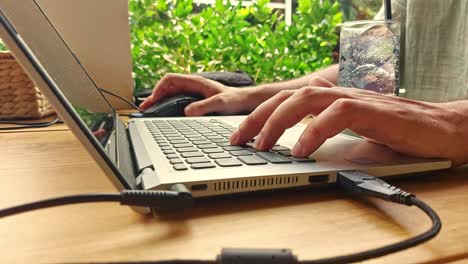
[337,171,414,205]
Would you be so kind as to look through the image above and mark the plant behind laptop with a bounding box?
[129,0,342,91]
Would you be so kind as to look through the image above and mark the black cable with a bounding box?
[0,193,120,218]
[0,186,193,219]
[98,88,143,112]
[0,117,61,131]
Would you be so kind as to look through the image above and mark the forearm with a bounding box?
[248,64,339,104]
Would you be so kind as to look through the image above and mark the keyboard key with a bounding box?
[238,155,268,165]
[256,152,292,164]
[203,133,219,137]
[176,147,199,153]
[272,146,291,151]
[246,147,257,153]
[158,143,170,147]
[192,140,211,145]
[198,144,218,149]
[160,146,172,151]
[215,158,243,167]
[188,136,206,141]
[166,136,185,141]
[195,129,212,134]
[186,135,203,139]
[191,162,216,169]
[202,148,224,154]
[278,150,292,157]
[208,152,232,159]
[186,157,211,164]
[173,143,193,148]
[169,139,190,144]
[181,151,204,158]
[163,149,176,155]
[245,142,255,148]
[223,146,244,151]
[180,131,197,135]
[217,142,232,147]
[290,157,316,163]
[166,153,179,159]
[211,138,227,143]
[230,150,253,156]
[169,158,184,164]
[173,164,188,171]
[162,132,180,136]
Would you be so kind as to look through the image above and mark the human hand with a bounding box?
[140,73,259,116]
[230,84,468,166]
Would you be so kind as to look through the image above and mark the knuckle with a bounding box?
[276,90,293,100]
[278,90,291,96]
[298,86,317,97]
[331,98,357,113]
[211,95,228,106]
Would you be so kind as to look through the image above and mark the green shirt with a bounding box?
[374,0,468,102]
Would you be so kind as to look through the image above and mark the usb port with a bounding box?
[309,175,329,184]
[191,184,208,191]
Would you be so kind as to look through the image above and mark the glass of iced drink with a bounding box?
[338,20,401,95]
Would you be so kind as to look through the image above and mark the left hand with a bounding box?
[229,85,468,166]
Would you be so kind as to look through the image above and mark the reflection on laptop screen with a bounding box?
[1,0,116,147]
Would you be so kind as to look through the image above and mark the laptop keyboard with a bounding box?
[144,119,315,171]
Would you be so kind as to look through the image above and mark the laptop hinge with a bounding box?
[127,122,155,173]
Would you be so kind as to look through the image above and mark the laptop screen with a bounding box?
[0,0,117,147]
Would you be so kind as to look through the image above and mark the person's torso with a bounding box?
[376,0,468,102]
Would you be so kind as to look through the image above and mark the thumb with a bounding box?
[184,95,228,116]
[140,95,156,110]
[308,77,335,88]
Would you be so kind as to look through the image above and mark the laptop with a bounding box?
[0,0,451,214]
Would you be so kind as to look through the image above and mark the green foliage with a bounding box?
[0,41,6,51]
[130,0,342,90]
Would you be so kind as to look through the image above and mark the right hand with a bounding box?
[140,73,259,116]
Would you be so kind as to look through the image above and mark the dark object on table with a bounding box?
[193,70,254,87]
[138,94,210,117]
[134,70,255,105]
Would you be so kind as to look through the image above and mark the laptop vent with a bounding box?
[213,176,299,192]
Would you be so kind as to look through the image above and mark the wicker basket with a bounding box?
[0,51,54,119]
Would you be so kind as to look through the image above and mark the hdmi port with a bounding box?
[309,175,329,184]
[191,184,208,191]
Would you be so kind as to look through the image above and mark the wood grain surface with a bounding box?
[1,122,468,264]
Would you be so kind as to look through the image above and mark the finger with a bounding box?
[253,87,345,150]
[230,90,295,146]
[308,77,335,87]
[291,99,375,157]
[184,95,229,116]
[140,74,219,109]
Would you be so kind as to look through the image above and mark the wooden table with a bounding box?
[1,119,468,264]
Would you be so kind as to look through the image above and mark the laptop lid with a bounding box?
[0,0,137,190]
[36,0,134,109]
